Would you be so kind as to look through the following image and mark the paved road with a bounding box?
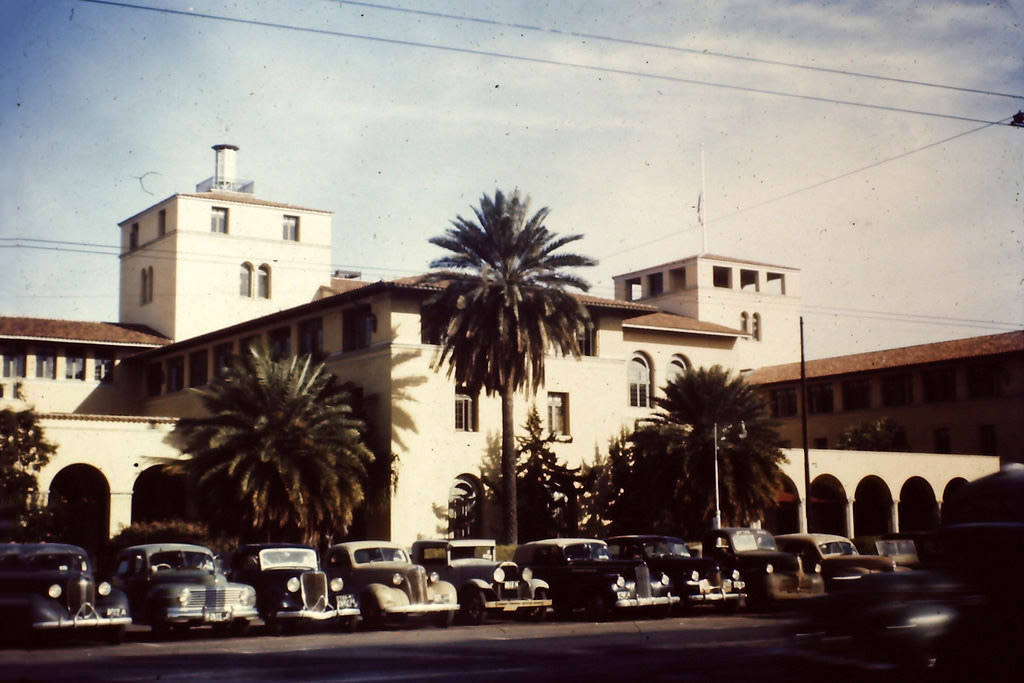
[0,612,887,682]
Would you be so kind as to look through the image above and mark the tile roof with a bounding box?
[118,192,330,225]
[0,317,170,346]
[745,330,1024,385]
[622,312,747,337]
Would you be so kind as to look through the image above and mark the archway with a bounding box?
[809,474,847,536]
[765,475,800,534]
[448,474,483,539]
[48,464,110,555]
[131,465,188,524]
[899,477,939,532]
[854,475,893,536]
[941,476,969,524]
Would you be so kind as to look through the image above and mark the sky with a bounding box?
[1,0,1021,359]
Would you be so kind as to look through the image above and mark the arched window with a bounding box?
[740,311,749,333]
[448,474,483,539]
[666,354,691,385]
[239,263,253,297]
[752,313,762,341]
[146,266,154,303]
[257,264,271,299]
[140,268,148,305]
[628,354,651,408]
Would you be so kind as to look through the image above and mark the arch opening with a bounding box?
[48,464,110,555]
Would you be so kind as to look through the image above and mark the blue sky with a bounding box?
[1,0,1021,358]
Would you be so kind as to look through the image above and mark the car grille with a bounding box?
[405,566,427,604]
[184,587,244,609]
[635,564,652,598]
[66,578,94,612]
[493,563,521,600]
[301,571,327,609]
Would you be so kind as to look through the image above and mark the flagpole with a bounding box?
[700,144,707,254]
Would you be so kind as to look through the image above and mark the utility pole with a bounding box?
[799,316,811,533]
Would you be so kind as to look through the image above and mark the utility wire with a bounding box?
[335,0,1024,101]
[77,0,1011,127]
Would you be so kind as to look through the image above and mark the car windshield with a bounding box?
[818,540,857,557]
[643,540,692,558]
[259,548,318,570]
[0,551,87,572]
[730,530,777,552]
[876,539,918,559]
[564,542,611,561]
[150,550,216,571]
[353,547,409,564]
[450,545,494,561]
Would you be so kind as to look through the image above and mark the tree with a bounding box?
[422,189,596,543]
[837,417,908,451]
[608,365,785,537]
[171,342,374,547]
[0,407,56,540]
[516,406,578,541]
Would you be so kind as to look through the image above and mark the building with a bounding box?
[0,145,1005,551]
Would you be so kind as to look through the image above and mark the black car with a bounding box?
[0,543,131,645]
[701,527,823,609]
[606,535,745,612]
[228,543,360,633]
[512,538,678,621]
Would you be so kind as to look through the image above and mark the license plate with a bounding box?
[503,581,518,590]
[203,610,229,622]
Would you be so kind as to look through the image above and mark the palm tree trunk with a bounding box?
[501,384,518,545]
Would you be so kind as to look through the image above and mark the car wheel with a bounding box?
[264,612,283,636]
[361,594,384,630]
[106,625,126,645]
[230,619,251,638]
[584,592,611,622]
[150,621,172,639]
[528,588,549,623]
[434,610,455,628]
[338,615,358,633]
[717,598,741,615]
[460,588,487,626]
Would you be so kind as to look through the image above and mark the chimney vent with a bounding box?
[196,144,254,193]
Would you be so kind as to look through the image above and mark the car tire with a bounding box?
[717,598,741,615]
[150,621,171,639]
[338,615,358,633]
[584,592,611,622]
[434,610,455,629]
[264,613,283,636]
[461,588,487,626]
[106,625,126,645]
[361,594,384,630]
[528,588,549,623]
[230,619,251,638]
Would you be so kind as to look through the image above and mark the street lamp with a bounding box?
[713,420,747,529]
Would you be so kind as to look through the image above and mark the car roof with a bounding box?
[330,540,404,552]
[413,538,496,548]
[0,543,88,556]
[120,543,213,555]
[236,543,316,553]
[605,535,687,543]
[776,533,852,545]
[522,538,607,547]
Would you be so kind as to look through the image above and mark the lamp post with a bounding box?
[713,420,747,529]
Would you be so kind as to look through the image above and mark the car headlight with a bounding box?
[330,577,344,593]
[48,584,62,599]
[690,570,699,582]
[241,586,256,607]
[492,567,505,583]
[97,581,112,597]
[521,567,532,582]
[429,571,440,584]
[732,569,740,581]
[392,573,403,586]
[616,575,626,588]
[660,573,671,586]
[286,577,301,593]
[814,563,822,574]
[178,588,191,606]
[765,564,774,574]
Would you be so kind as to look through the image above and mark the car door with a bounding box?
[114,551,149,620]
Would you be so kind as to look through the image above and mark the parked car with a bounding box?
[112,543,258,636]
[0,543,131,645]
[324,541,458,628]
[228,543,360,633]
[512,538,678,621]
[605,534,745,612]
[775,533,899,591]
[874,531,943,569]
[410,538,552,624]
[701,527,823,609]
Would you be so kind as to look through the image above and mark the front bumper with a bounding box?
[613,594,680,609]
[766,573,825,601]
[33,603,132,631]
[382,602,458,615]
[164,604,259,624]
[686,578,746,603]
[484,597,552,612]
[276,594,360,621]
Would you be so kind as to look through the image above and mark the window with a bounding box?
[977,424,997,456]
[257,265,271,299]
[282,215,299,241]
[94,352,114,383]
[967,363,1001,398]
[806,382,834,414]
[158,209,166,237]
[140,268,148,305]
[269,327,291,359]
[35,347,56,379]
[882,373,913,406]
[752,312,762,341]
[765,272,785,294]
[813,437,829,449]
[770,387,797,418]
[1,346,27,378]
[342,305,374,352]
[298,318,324,359]
[211,207,228,233]
[65,352,86,381]
[713,266,731,288]
[922,367,956,403]
[740,311,749,333]
[240,263,253,297]
[166,357,185,393]
[239,336,260,354]
[647,272,664,296]
[933,427,951,454]
[628,355,651,408]
[455,389,477,432]
[548,392,569,436]
[146,266,154,304]
[129,223,139,249]
[213,343,234,378]
[145,363,163,396]
[576,321,596,357]
[625,277,641,301]
[666,355,690,384]
[841,378,871,411]
[740,269,758,291]
[189,350,208,387]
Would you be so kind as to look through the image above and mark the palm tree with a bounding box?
[171,342,374,546]
[423,190,596,543]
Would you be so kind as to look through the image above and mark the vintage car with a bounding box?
[228,543,360,633]
[112,542,258,636]
[410,538,552,624]
[701,527,823,609]
[796,464,1024,680]
[0,543,131,644]
[512,538,678,621]
[775,533,899,591]
[324,541,458,628]
[606,534,745,611]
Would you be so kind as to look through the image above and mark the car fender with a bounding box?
[363,583,410,610]
[464,577,492,595]
[528,577,550,594]
[429,579,458,604]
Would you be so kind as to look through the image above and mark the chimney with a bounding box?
[212,144,239,190]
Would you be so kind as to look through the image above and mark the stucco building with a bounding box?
[1,145,1007,551]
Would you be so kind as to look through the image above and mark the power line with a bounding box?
[335,0,1024,101]
[76,0,1011,127]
